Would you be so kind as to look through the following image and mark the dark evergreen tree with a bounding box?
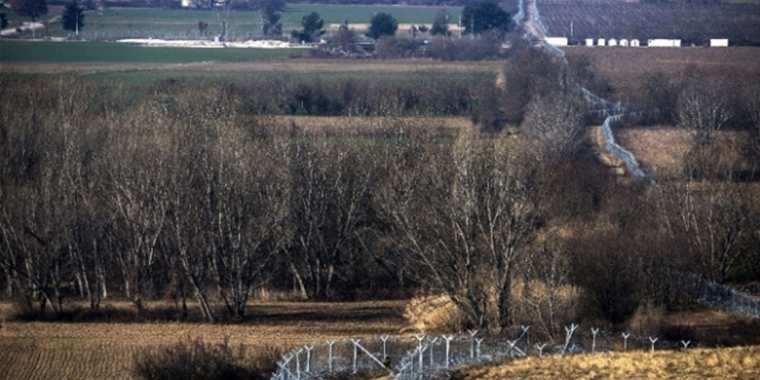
[259,0,285,37]
[461,0,511,35]
[291,12,324,43]
[61,0,84,34]
[367,12,397,40]
[431,9,450,36]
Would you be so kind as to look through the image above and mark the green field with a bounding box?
[11,4,462,40]
[0,40,306,62]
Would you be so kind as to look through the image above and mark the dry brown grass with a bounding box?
[455,345,760,379]
[403,295,466,333]
[0,300,405,380]
[269,115,472,132]
[615,127,749,178]
[403,280,581,334]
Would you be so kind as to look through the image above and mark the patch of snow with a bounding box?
[116,38,312,49]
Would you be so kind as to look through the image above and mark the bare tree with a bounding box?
[521,92,585,161]
[377,131,541,332]
[104,100,170,314]
[287,135,372,299]
[678,81,734,146]
[655,181,758,284]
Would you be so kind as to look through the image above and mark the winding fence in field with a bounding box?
[523,0,650,181]
[270,324,694,380]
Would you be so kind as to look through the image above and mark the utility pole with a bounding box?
[471,15,475,39]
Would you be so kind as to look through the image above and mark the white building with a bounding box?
[620,39,629,47]
[181,0,193,7]
[648,39,682,47]
[608,38,618,47]
[585,38,594,47]
[710,39,729,47]
[630,39,640,47]
[545,37,569,47]
[597,38,606,47]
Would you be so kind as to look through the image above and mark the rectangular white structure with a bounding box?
[710,39,729,47]
[620,39,629,47]
[545,37,568,47]
[630,39,640,47]
[585,38,594,47]
[608,38,618,47]
[648,39,682,47]
[597,38,606,46]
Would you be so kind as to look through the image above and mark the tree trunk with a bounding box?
[4,268,14,299]
[497,275,513,332]
[290,263,308,300]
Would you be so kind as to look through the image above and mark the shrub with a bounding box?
[403,295,466,333]
[132,337,280,380]
[428,35,502,61]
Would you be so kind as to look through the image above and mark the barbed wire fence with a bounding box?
[269,323,699,380]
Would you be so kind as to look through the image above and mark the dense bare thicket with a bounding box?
[521,92,585,161]
[376,131,544,332]
[501,45,576,124]
[1,70,758,332]
[235,73,490,117]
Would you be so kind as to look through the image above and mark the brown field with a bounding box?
[455,345,760,379]
[0,300,405,380]
[0,59,503,75]
[565,47,760,100]
[615,127,748,178]
[272,115,472,129]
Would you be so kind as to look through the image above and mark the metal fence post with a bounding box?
[443,335,454,369]
[622,333,630,351]
[414,334,426,373]
[649,337,658,353]
[327,340,335,373]
[521,325,530,352]
[468,330,478,359]
[380,335,390,360]
[303,345,313,373]
[591,328,600,353]
[429,337,439,368]
[535,343,546,358]
[562,323,578,356]
[352,339,360,374]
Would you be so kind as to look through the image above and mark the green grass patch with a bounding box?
[59,4,461,39]
[0,40,306,63]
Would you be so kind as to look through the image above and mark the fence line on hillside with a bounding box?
[269,323,693,380]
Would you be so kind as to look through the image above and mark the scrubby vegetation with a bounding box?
[132,337,280,380]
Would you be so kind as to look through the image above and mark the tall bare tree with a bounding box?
[288,136,372,299]
[377,131,541,331]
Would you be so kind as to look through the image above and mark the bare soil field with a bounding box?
[565,47,760,100]
[0,300,405,380]
[0,59,503,75]
[455,344,760,379]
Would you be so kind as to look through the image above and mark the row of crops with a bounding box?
[537,0,760,46]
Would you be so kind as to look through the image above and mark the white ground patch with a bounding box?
[1,21,44,36]
[116,38,313,49]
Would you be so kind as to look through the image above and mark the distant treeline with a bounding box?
[77,0,488,9]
